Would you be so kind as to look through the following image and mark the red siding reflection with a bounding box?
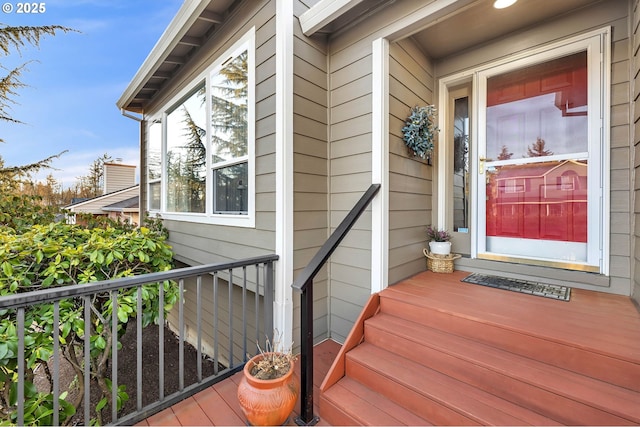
[486,160,587,242]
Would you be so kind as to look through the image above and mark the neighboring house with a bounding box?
[65,163,140,225]
[116,0,640,351]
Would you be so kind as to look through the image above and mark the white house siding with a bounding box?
[387,38,434,285]
[103,163,136,194]
[632,0,640,307]
[436,0,633,295]
[68,187,139,215]
[293,0,330,345]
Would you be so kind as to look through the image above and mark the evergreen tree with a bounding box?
[0,24,73,187]
[527,137,553,157]
[497,144,513,160]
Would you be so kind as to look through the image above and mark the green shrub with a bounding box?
[0,197,176,425]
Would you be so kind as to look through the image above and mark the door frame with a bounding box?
[437,27,610,274]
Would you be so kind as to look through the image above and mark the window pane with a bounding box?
[453,96,470,232]
[210,50,248,164]
[486,51,587,160]
[149,181,160,211]
[486,160,587,242]
[214,162,248,213]
[148,121,162,180]
[166,86,207,213]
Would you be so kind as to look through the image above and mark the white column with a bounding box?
[274,0,295,347]
[371,38,389,294]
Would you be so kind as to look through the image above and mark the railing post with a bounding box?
[265,260,275,343]
[295,278,318,426]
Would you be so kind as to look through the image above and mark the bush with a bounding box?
[0,196,176,425]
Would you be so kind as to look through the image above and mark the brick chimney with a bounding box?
[103,163,136,194]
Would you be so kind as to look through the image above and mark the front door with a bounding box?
[440,30,608,273]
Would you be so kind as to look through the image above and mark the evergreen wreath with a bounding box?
[402,105,439,159]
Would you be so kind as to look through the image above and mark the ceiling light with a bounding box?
[493,0,517,8]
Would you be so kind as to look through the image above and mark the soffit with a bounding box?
[410,0,605,59]
[118,0,242,114]
[307,0,605,60]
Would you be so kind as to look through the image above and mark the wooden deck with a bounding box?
[139,270,640,426]
[136,339,340,426]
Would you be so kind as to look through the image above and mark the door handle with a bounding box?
[479,157,486,175]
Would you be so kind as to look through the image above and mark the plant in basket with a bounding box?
[426,225,452,255]
[237,332,299,426]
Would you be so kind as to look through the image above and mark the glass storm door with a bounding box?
[476,40,605,271]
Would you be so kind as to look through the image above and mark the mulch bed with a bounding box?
[69,323,220,425]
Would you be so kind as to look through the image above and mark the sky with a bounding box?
[1,0,183,188]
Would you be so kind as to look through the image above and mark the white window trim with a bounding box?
[146,28,256,228]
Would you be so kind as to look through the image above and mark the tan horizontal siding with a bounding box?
[293,0,330,345]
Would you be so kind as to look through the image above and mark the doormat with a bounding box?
[461,273,571,301]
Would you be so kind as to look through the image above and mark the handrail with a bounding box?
[292,183,381,425]
[292,183,381,293]
[0,254,279,310]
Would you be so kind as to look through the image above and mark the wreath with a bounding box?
[402,105,439,159]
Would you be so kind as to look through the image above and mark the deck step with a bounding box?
[379,286,640,392]
[365,313,640,425]
[319,376,432,426]
[345,343,558,426]
[319,272,640,425]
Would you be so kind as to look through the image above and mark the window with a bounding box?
[210,50,249,214]
[147,121,162,211]
[166,86,207,213]
[146,28,255,226]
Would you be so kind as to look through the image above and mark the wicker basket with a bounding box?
[423,248,461,273]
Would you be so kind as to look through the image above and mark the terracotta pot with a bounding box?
[237,353,299,426]
[429,241,452,255]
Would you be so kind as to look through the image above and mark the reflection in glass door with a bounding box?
[478,48,599,269]
[453,96,470,234]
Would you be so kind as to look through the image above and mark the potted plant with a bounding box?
[237,335,299,426]
[402,105,439,160]
[426,225,452,255]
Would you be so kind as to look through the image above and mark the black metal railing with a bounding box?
[0,254,277,426]
[291,183,381,425]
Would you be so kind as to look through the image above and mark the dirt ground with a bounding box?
[65,323,219,425]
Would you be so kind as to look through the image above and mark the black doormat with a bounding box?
[461,273,571,301]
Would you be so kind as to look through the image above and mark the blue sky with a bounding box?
[2,0,183,188]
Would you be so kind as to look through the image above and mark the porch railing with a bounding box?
[0,254,278,426]
[292,183,381,425]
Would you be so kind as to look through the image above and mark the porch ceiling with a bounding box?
[410,0,605,59]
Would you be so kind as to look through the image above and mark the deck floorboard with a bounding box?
[141,270,640,426]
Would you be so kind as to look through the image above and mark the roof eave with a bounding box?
[299,0,364,36]
[116,0,212,112]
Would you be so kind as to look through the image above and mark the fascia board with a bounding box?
[116,0,211,111]
[299,0,364,36]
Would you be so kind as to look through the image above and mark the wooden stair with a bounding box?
[319,270,640,425]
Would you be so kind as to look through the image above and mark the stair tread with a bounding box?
[347,342,560,426]
[379,288,640,392]
[321,377,433,426]
[380,281,640,364]
[365,312,640,423]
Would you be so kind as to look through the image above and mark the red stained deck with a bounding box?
[139,270,640,426]
[136,339,340,426]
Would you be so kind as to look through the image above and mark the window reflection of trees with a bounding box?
[164,49,249,214]
[166,87,206,213]
[210,50,248,213]
[211,51,248,162]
